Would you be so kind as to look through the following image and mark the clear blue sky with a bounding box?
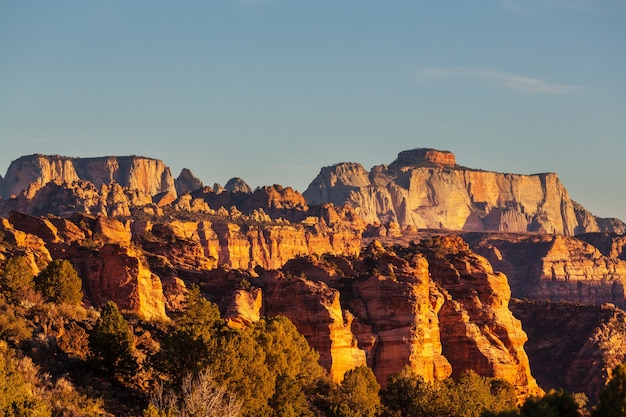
[1,0,625,220]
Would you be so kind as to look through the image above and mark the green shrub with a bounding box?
[34,259,83,305]
[0,256,35,304]
[88,301,138,378]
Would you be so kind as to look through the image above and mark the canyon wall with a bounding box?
[465,232,626,308]
[217,238,540,396]
[510,300,626,403]
[303,148,625,236]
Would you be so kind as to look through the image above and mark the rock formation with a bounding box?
[1,155,176,199]
[217,238,540,396]
[465,232,626,308]
[224,177,252,194]
[303,148,625,236]
[175,168,204,195]
[511,300,626,403]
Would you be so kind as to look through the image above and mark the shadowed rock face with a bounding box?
[465,232,626,308]
[511,300,626,403]
[175,168,204,195]
[303,149,625,236]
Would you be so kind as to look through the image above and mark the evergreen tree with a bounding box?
[0,256,35,304]
[592,363,626,417]
[152,287,223,384]
[88,301,138,378]
[519,390,581,417]
[331,366,381,417]
[35,259,83,305]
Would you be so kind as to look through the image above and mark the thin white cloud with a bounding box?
[500,0,626,15]
[417,67,584,94]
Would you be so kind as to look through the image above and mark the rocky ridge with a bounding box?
[0,154,176,200]
[303,148,625,236]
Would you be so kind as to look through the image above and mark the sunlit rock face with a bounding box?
[304,148,625,236]
[1,154,176,199]
[0,155,176,217]
[220,238,539,397]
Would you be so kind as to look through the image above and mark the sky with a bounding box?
[1,0,625,220]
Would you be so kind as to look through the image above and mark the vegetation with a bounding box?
[34,259,83,305]
[0,255,35,303]
[89,300,138,378]
[381,367,517,417]
[592,363,626,417]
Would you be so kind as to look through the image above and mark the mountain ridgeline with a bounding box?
[304,148,625,236]
[0,150,624,235]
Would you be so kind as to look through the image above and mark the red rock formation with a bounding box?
[422,236,538,397]
[392,148,457,167]
[243,238,538,395]
[466,233,626,308]
[511,300,626,403]
[68,243,166,319]
[261,275,367,382]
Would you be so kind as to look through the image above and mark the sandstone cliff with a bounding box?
[304,148,625,236]
[1,154,176,202]
[510,300,626,403]
[213,238,539,397]
[465,232,626,308]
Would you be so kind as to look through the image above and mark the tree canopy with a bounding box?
[34,259,83,305]
[88,301,138,378]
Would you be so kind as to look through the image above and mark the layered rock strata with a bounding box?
[465,232,626,308]
[511,300,626,403]
[219,238,539,396]
[304,148,625,235]
[1,154,176,199]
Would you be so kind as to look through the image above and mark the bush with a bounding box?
[592,363,626,417]
[34,259,83,305]
[381,368,517,417]
[88,301,138,378]
[0,341,51,416]
[0,256,35,304]
[144,368,242,417]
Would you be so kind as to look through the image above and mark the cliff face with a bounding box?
[0,204,363,318]
[1,154,176,201]
[304,148,625,236]
[511,300,626,403]
[465,232,626,308]
[219,238,539,396]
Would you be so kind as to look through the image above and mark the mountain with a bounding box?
[303,148,625,236]
[0,154,176,200]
